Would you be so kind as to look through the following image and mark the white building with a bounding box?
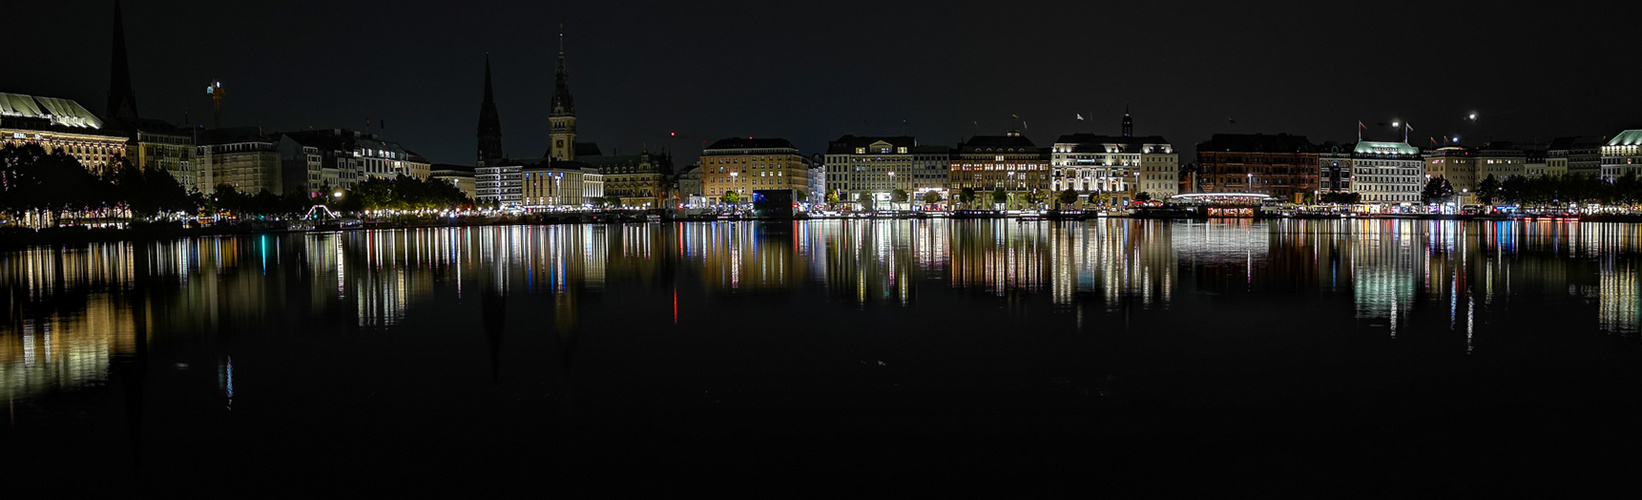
[823,136,950,205]
[1601,130,1642,181]
[1349,141,1423,204]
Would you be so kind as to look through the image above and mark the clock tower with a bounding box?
[548,29,576,161]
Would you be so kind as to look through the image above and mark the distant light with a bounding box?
[1392,121,1400,127]
[670,132,676,137]
[1469,113,1477,120]
[1453,137,1460,143]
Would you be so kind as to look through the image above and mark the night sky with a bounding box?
[7,1,1641,167]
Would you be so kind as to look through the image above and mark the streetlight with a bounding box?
[1247,172,1254,193]
[888,171,897,210]
[729,171,739,208]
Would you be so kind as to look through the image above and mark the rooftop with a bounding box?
[1196,133,1317,153]
[704,137,798,152]
[0,92,106,130]
[1607,130,1642,147]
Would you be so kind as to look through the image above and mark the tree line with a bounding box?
[1,143,472,226]
[1423,173,1642,206]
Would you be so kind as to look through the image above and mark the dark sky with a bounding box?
[8,1,1642,167]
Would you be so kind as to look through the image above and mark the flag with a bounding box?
[1011,113,1018,118]
[1430,137,1437,146]
[1076,113,1084,121]
[1405,123,1413,131]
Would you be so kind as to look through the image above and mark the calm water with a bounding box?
[4,219,1642,494]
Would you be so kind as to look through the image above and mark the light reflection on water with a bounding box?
[2,219,1641,401]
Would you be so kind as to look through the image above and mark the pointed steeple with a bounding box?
[550,27,574,116]
[477,53,504,167]
[547,27,578,161]
[106,0,139,121]
[1121,105,1133,138]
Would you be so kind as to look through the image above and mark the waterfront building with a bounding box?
[701,138,813,204]
[1195,133,1319,202]
[1424,147,1479,203]
[474,163,522,207]
[1477,142,1527,182]
[948,131,1050,207]
[581,149,674,208]
[1601,130,1642,181]
[521,162,601,208]
[1050,111,1178,201]
[1317,142,1354,194]
[1348,141,1423,204]
[808,154,827,203]
[1548,136,1608,177]
[279,129,430,194]
[824,136,950,206]
[0,93,129,175]
[197,127,281,195]
[430,164,477,200]
[1524,149,1551,178]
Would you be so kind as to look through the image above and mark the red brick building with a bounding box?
[1195,133,1319,202]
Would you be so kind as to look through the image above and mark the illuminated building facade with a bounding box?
[581,149,674,208]
[1549,135,1607,177]
[1318,142,1354,194]
[197,127,281,195]
[824,136,951,205]
[1196,133,1319,202]
[1349,141,1422,204]
[0,93,129,174]
[475,164,522,206]
[948,131,1050,206]
[1051,112,1178,200]
[279,129,431,194]
[1600,130,1642,181]
[519,162,604,208]
[701,138,813,204]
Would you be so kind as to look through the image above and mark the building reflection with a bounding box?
[6,220,1642,401]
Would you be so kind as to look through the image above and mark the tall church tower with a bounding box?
[107,0,139,121]
[548,29,577,161]
[1121,105,1133,137]
[477,54,504,167]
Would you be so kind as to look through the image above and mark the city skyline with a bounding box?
[6,1,1641,168]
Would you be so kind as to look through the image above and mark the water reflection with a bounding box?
[5,219,1642,401]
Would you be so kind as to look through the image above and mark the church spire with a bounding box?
[107,0,139,121]
[477,53,504,167]
[550,27,574,116]
[547,27,577,161]
[1121,105,1133,137]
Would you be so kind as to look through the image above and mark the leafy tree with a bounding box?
[0,143,110,226]
[890,188,908,203]
[921,191,941,205]
[825,189,839,204]
[991,187,1007,206]
[603,194,622,207]
[1320,192,1361,204]
[1477,174,1500,205]
[957,187,977,206]
[1134,191,1153,202]
[721,191,740,204]
[795,190,808,203]
[1057,188,1078,206]
[1421,177,1455,204]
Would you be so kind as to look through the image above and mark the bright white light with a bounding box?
[1392,121,1400,127]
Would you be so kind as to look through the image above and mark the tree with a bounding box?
[0,143,110,226]
[957,187,977,206]
[795,190,808,203]
[890,188,908,204]
[1320,192,1361,204]
[825,189,840,204]
[1477,174,1501,205]
[1421,177,1455,204]
[921,191,941,205]
[721,191,740,205]
[991,187,1007,206]
[603,194,622,208]
[1134,191,1153,202]
[1057,188,1078,206]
